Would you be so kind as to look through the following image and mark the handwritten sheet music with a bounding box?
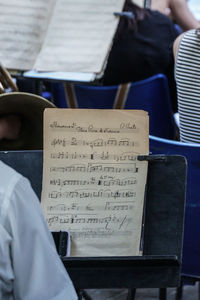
[34,0,125,72]
[0,0,55,70]
[42,109,149,257]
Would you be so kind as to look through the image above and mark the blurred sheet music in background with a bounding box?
[0,0,125,82]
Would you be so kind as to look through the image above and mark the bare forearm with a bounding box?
[170,0,200,31]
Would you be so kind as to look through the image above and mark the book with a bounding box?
[0,0,125,82]
[41,109,149,257]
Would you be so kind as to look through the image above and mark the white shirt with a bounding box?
[0,160,77,300]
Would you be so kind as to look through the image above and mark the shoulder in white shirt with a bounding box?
[0,160,77,300]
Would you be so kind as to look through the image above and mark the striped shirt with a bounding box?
[175,29,200,143]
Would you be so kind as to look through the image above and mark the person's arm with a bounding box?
[170,0,200,31]
[173,32,185,61]
[4,176,77,300]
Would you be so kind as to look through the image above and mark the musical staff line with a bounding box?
[50,151,139,161]
[47,214,132,230]
[50,162,138,174]
[51,137,136,149]
[48,189,136,199]
[49,176,137,187]
[47,201,135,212]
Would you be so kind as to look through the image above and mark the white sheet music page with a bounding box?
[0,0,55,70]
[34,0,125,73]
[42,109,149,257]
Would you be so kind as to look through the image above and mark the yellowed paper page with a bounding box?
[34,0,125,73]
[42,109,149,257]
[0,0,55,70]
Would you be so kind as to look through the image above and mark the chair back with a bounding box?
[123,74,176,139]
[51,74,176,138]
[150,135,200,280]
[51,82,119,109]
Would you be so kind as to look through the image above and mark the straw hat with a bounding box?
[0,92,55,150]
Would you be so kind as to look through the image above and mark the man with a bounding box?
[0,66,77,299]
[0,160,78,299]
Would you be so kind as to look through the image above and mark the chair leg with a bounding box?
[81,290,93,300]
[175,281,183,300]
[159,288,167,300]
[76,289,83,300]
[127,288,136,300]
[77,289,92,300]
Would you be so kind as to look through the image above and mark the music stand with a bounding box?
[0,151,186,300]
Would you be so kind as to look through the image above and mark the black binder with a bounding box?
[0,151,186,290]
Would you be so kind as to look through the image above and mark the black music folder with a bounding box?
[0,151,186,290]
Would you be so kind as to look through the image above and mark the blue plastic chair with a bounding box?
[123,74,176,139]
[51,74,176,139]
[150,135,200,281]
[51,82,119,109]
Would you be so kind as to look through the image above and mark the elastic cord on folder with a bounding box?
[137,155,167,162]
[114,11,135,20]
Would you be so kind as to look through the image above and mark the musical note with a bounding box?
[50,137,135,149]
[50,151,139,163]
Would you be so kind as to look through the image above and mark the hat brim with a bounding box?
[0,92,56,150]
